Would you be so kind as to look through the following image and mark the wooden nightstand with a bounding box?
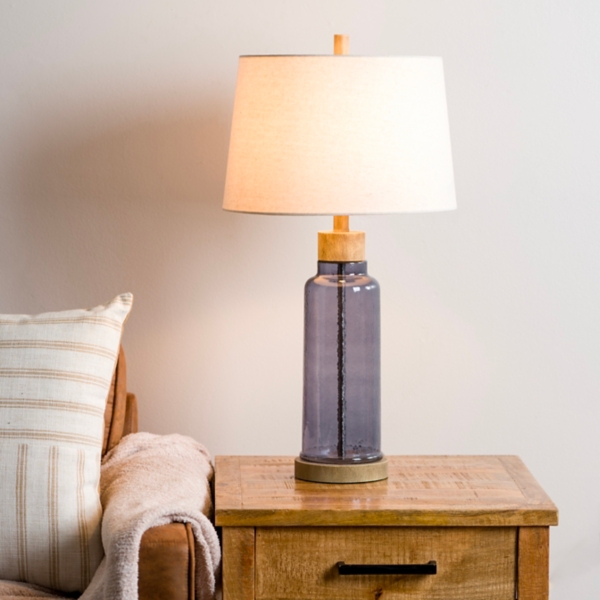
[215,456,558,600]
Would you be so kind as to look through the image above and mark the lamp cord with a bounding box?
[337,263,347,459]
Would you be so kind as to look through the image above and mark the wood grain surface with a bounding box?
[223,527,255,600]
[255,526,516,600]
[518,527,550,600]
[317,230,365,262]
[215,456,558,527]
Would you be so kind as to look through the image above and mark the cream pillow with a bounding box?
[0,293,133,592]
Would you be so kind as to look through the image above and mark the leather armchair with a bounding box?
[103,348,196,600]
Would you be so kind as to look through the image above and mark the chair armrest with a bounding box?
[139,523,195,600]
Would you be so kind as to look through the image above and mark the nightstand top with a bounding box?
[214,455,558,527]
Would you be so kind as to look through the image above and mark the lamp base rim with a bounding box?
[294,456,388,483]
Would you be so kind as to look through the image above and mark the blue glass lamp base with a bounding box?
[301,260,383,474]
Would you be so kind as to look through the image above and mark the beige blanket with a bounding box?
[1,433,221,600]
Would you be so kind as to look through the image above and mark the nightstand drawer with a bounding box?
[255,526,516,600]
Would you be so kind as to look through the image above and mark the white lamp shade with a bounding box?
[223,56,456,215]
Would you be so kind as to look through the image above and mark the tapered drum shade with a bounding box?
[223,56,456,215]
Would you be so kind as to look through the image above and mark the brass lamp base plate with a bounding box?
[294,456,388,484]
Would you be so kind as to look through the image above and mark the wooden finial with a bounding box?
[334,34,350,56]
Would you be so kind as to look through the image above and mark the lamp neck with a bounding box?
[318,216,365,263]
[333,215,349,232]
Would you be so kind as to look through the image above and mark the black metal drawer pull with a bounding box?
[337,560,437,576]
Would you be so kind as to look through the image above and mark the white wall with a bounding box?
[1,0,598,596]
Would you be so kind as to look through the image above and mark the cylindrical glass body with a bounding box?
[301,261,381,464]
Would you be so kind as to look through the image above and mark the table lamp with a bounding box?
[223,35,456,483]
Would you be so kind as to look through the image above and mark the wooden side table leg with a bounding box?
[518,527,549,600]
[223,527,255,600]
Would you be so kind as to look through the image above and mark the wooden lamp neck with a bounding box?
[334,216,350,232]
[319,215,365,263]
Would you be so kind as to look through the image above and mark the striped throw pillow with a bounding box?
[0,293,133,592]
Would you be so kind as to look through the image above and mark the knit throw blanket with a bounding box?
[0,433,221,600]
